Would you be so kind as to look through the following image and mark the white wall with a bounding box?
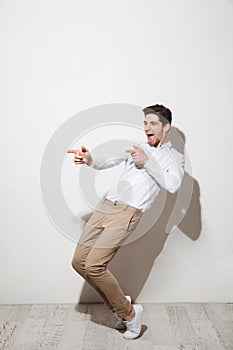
[1,0,233,304]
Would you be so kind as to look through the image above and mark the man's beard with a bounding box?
[153,139,160,147]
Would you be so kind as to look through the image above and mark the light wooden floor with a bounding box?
[0,303,232,350]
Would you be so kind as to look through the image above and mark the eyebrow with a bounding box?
[144,120,158,125]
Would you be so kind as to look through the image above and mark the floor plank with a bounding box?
[166,304,200,348]
[0,303,232,350]
[204,303,233,350]
[0,321,19,350]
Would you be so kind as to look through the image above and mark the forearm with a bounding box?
[89,154,127,170]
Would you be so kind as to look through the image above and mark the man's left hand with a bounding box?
[125,145,149,168]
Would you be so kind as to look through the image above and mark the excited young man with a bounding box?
[67,104,185,340]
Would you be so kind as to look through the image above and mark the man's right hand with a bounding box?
[66,145,93,166]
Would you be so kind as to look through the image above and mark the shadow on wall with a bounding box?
[75,127,202,304]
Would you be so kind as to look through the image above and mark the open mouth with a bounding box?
[146,133,155,141]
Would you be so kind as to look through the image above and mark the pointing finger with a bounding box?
[125,149,136,154]
[66,149,78,153]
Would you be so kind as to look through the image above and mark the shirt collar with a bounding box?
[164,141,172,149]
[144,140,173,149]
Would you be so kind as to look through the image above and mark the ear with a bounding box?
[164,123,171,133]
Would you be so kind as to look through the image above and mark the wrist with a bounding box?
[87,157,93,166]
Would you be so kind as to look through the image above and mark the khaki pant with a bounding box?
[72,198,142,319]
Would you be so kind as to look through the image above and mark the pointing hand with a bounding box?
[125,145,149,168]
[66,145,93,166]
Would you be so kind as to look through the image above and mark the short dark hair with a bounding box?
[143,104,172,125]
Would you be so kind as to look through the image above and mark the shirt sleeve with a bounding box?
[88,152,129,170]
[143,149,185,193]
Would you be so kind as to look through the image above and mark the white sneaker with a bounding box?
[114,296,131,330]
[123,304,143,340]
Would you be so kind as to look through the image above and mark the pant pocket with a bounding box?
[125,212,142,232]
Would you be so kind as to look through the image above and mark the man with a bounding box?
[67,104,184,340]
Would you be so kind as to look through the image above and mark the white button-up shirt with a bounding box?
[90,141,185,212]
